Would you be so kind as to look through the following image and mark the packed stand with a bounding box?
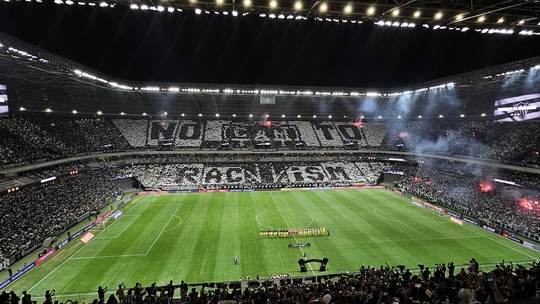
[0,170,122,262]
[6,259,539,304]
[398,161,540,242]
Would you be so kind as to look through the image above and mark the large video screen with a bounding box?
[0,85,8,116]
[493,93,540,122]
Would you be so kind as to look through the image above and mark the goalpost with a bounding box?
[411,198,447,217]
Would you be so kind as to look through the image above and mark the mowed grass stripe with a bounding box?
[7,190,539,297]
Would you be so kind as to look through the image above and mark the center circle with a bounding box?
[255,209,314,230]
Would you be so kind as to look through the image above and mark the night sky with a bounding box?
[1,1,540,88]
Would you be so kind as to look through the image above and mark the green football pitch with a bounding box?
[8,189,540,300]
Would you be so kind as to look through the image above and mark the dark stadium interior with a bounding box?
[1,0,540,303]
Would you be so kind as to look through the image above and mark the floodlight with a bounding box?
[328,115,332,118]
[232,10,238,16]
[281,114,285,118]
[313,115,317,118]
[99,2,108,7]
[20,107,26,111]
[195,8,202,14]
[249,114,253,117]
[244,0,251,7]
[143,112,148,116]
[392,9,399,17]
[413,10,420,18]
[130,4,138,9]
[438,114,443,118]
[297,115,301,118]
[157,6,165,12]
[265,114,269,118]
[269,0,277,9]
[232,114,236,117]
[164,112,168,116]
[455,14,463,21]
[366,6,375,16]
[460,114,465,117]
[478,16,485,22]
[518,20,525,25]
[216,0,224,5]
[97,111,103,115]
[45,108,52,113]
[398,115,402,119]
[294,1,302,10]
[120,112,126,115]
[198,113,203,117]
[65,0,73,4]
[167,7,174,12]
[497,17,504,23]
[216,113,220,117]
[434,12,443,20]
[319,2,327,12]
[343,3,352,14]
[418,115,422,118]
[140,4,148,10]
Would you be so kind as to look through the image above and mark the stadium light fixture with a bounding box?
[97,111,103,115]
[65,0,73,4]
[130,4,138,9]
[249,114,253,118]
[99,2,108,7]
[297,114,301,118]
[455,14,463,21]
[478,16,486,22]
[281,114,285,118]
[216,0,224,5]
[20,107,26,111]
[232,114,236,117]
[195,8,202,14]
[343,3,352,14]
[167,7,174,12]
[418,115,422,118]
[143,112,148,116]
[45,108,52,113]
[198,113,203,117]
[519,20,525,25]
[413,10,421,18]
[398,115,402,119]
[232,10,238,16]
[367,6,375,16]
[328,115,332,119]
[481,113,486,117]
[460,114,465,117]
[434,12,443,20]
[140,4,148,10]
[216,113,220,117]
[269,0,277,9]
[392,9,399,17]
[319,2,327,12]
[313,115,317,118]
[120,112,126,115]
[54,0,63,4]
[72,110,78,114]
[439,114,443,118]
[164,112,168,116]
[378,116,382,119]
[244,0,251,7]
[181,113,185,117]
[294,1,302,11]
[497,17,505,23]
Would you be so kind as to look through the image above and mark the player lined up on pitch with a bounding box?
[260,227,328,237]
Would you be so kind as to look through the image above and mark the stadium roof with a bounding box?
[1,32,539,120]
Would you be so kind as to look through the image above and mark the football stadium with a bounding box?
[0,1,540,303]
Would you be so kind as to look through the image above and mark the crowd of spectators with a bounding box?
[2,259,539,304]
[0,170,122,262]
[121,161,390,190]
[1,117,540,167]
[397,161,540,242]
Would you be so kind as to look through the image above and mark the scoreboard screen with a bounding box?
[0,84,8,116]
[493,93,540,122]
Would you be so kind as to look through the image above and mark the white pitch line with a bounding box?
[71,253,147,260]
[373,207,433,239]
[28,196,148,292]
[270,193,316,276]
[144,203,182,255]
[99,214,142,239]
